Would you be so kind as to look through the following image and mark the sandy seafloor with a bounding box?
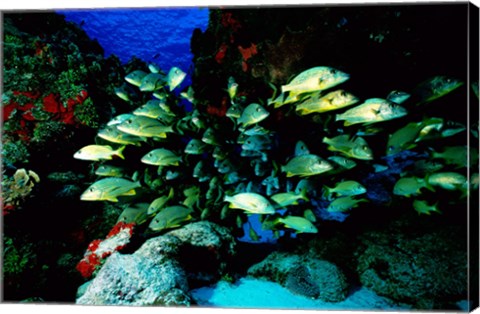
[190,277,411,311]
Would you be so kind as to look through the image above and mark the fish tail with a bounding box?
[224,195,232,203]
[322,186,332,199]
[116,146,126,159]
[167,187,175,199]
[299,187,309,202]
[424,176,436,192]
[423,173,433,189]
[273,217,283,226]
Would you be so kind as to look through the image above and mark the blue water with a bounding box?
[57,8,209,75]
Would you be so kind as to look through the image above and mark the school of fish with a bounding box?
[74,63,476,240]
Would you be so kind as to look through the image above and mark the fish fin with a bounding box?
[273,217,283,225]
[107,196,119,202]
[167,187,175,199]
[343,121,353,127]
[335,114,342,121]
[424,180,436,192]
[122,189,137,196]
[299,187,309,202]
[116,146,126,159]
[322,186,332,199]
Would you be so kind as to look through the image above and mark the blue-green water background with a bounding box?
[58,8,209,87]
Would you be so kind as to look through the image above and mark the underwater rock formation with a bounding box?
[356,222,468,309]
[76,221,235,305]
[76,237,190,305]
[248,252,348,302]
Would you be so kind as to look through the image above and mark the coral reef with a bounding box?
[76,221,235,305]
[2,168,40,215]
[1,12,139,302]
[2,13,129,171]
[191,5,469,108]
[2,236,37,289]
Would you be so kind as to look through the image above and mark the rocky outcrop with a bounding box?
[247,252,349,303]
[355,224,468,309]
[76,221,236,305]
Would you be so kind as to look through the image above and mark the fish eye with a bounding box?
[247,140,251,144]
[340,91,346,97]
[362,145,368,150]
[330,69,337,74]
[256,107,261,112]
[89,188,94,192]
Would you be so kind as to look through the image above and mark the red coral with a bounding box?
[221,12,242,32]
[13,91,40,99]
[206,97,228,118]
[2,204,15,216]
[22,111,35,121]
[3,103,18,120]
[76,90,88,103]
[106,221,135,239]
[34,41,46,57]
[87,239,102,253]
[238,43,258,61]
[61,111,76,125]
[76,259,96,278]
[76,222,135,279]
[215,43,229,64]
[42,93,61,113]
[42,93,81,125]
[238,43,258,72]
[65,98,76,111]
[87,253,101,266]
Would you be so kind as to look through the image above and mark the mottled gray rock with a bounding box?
[76,253,189,305]
[356,226,467,309]
[168,220,236,256]
[248,252,349,302]
[76,221,236,306]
